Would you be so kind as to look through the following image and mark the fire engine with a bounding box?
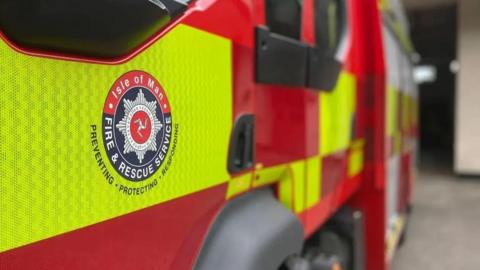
[0,0,418,269]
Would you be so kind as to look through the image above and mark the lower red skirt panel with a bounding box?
[0,184,227,270]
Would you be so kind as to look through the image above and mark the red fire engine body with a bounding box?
[0,0,417,269]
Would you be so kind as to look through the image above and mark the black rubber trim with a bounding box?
[255,26,309,87]
[256,0,348,91]
[307,46,342,91]
[0,0,190,59]
[228,115,255,174]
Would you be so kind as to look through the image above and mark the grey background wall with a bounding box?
[455,0,480,174]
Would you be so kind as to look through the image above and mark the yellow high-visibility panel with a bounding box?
[320,72,356,156]
[0,24,232,252]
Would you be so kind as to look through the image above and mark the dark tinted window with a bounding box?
[265,0,303,39]
[0,0,190,59]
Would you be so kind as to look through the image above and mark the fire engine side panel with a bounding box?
[348,1,387,269]
[303,0,369,237]
[255,0,369,237]
[0,0,419,269]
[0,1,267,269]
[383,24,402,230]
[381,0,419,263]
[0,21,234,268]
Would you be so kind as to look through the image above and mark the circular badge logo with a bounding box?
[102,71,172,182]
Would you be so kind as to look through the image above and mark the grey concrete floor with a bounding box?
[392,167,480,270]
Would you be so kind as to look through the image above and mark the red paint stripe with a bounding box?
[0,184,227,270]
[300,174,362,238]
[399,153,412,211]
[321,150,349,196]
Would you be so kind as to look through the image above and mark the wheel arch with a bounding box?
[193,188,304,270]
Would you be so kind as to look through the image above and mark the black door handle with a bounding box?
[228,115,255,174]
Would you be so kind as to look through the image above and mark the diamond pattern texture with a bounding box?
[0,24,232,252]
